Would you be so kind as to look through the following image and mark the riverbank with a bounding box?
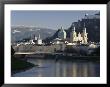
[11,56,35,75]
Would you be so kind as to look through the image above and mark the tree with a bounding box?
[11,46,15,56]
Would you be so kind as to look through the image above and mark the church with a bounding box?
[70,26,88,44]
[57,25,88,45]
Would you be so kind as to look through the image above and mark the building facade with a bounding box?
[70,26,88,44]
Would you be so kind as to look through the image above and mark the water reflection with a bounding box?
[12,59,100,77]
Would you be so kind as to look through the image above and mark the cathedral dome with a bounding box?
[58,27,66,39]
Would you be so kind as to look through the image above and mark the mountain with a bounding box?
[11,26,56,43]
[44,13,100,43]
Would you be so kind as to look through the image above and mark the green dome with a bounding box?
[58,27,66,39]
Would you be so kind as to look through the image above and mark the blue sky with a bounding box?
[11,10,99,30]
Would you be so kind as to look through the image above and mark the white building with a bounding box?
[36,34,42,45]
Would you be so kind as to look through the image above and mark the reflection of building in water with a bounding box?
[66,62,74,76]
[88,62,96,76]
[83,64,88,77]
[36,59,44,77]
[54,60,98,77]
[72,63,77,77]
[73,63,84,77]
[55,61,61,77]
[62,62,67,77]
[55,61,73,77]
[71,62,90,77]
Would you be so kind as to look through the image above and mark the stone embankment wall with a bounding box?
[13,44,66,52]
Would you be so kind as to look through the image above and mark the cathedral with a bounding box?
[70,26,88,44]
[57,25,88,44]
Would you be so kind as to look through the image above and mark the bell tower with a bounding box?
[82,23,88,44]
[70,27,77,43]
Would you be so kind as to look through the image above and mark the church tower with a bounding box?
[70,27,77,43]
[37,34,42,45]
[82,24,88,44]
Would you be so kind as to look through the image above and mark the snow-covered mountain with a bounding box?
[11,26,56,42]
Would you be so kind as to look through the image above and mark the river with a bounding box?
[12,58,100,77]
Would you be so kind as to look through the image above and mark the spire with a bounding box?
[73,27,75,32]
[84,27,86,33]
[83,22,86,33]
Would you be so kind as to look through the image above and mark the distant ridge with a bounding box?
[11,26,56,42]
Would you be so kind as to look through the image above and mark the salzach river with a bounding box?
[12,58,100,77]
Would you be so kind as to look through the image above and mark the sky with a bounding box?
[11,10,99,30]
